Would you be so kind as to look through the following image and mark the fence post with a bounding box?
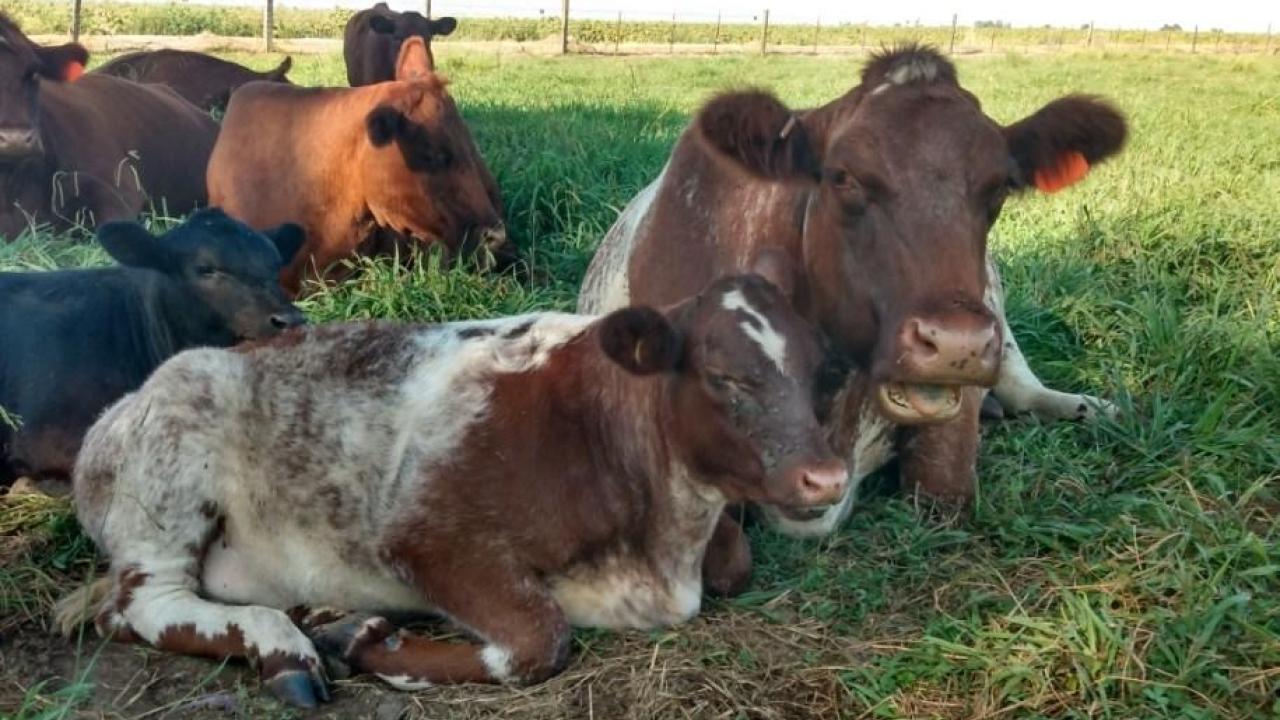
[1086,20,1094,46]
[990,26,997,51]
[948,13,957,54]
[425,0,431,17]
[760,9,769,55]
[614,11,622,55]
[559,0,570,55]
[669,11,676,54]
[1191,24,1198,53]
[1165,30,1172,51]
[713,11,721,54]
[812,15,820,54]
[69,0,81,40]
[263,0,274,51]
[1266,23,1273,54]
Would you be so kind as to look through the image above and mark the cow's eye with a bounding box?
[196,266,220,278]
[984,183,1011,224]
[825,168,868,213]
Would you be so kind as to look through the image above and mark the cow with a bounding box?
[344,2,457,86]
[208,36,512,297]
[56,266,845,707]
[579,44,1128,537]
[0,208,305,489]
[93,50,293,112]
[0,14,219,241]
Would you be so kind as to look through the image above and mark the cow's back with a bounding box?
[579,132,805,313]
[93,50,283,110]
[209,82,363,232]
[38,75,218,218]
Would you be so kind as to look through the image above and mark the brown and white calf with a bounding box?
[60,271,844,707]
[207,37,511,296]
[579,44,1127,535]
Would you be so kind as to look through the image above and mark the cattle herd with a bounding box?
[0,4,1129,708]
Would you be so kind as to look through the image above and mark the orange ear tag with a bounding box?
[1032,150,1089,193]
[63,61,85,82]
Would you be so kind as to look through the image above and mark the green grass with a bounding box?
[2,48,1279,720]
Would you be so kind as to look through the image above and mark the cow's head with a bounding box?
[696,45,1126,425]
[97,208,306,343]
[599,260,848,510]
[361,37,512,267]
[366,2,457,72]
[0,14,87,160]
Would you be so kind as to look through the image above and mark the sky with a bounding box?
[140,0,1276,32]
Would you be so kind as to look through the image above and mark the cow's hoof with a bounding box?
[979,392,1005,421]
[306,613,396,674]
[264,667,329,708]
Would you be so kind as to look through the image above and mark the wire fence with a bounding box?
[9,0,1277,57]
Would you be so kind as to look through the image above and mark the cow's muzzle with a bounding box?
[875,312,1001,424]
[0,128,42,160]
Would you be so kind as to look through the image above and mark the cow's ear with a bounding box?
[429,17,457,36]
[34,43,89,82]
[599,307,682,376]
[368,14,396,34]
[264,223,305,264]
[366,105,405,146]
[395,36,432,80]
[1004,95,1127,194]
[97,222,175,272]
[697,90,820,182]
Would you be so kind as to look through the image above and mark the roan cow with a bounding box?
[57,268,845,707]
[208,37,512,296]
[344,2,457,86]
[579,45,1128,536]
[94,50,294,112]
[0,14,218,240]
[0,208,305,488]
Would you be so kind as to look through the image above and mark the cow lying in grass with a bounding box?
[93,50,293,112]
[0,14,218,239]
[58,268,845,707]
[0,208,305,488]
[208,36,512,296]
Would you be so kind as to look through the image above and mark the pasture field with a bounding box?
[1,47,1279,719]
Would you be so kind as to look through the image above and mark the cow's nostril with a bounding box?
[909,319,940,357]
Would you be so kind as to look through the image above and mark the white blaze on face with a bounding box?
[721,289,787,374]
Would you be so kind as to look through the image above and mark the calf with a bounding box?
[93,50,293,112]
[208,37,512,296]
[60,269,843,707]
[344,2,457,85]
[0,14,218,240]
[0,208,305,487]
[580,44,1127,534]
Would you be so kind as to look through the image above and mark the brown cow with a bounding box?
[94,50,293,112]
[579,45,1127,536]
[0,14,217,240]
[344,2,457,86]
[58,270,844,707]
[208,37,512,296]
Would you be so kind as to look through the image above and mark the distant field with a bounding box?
[7,0,1278,54]
[1,46,1279,720]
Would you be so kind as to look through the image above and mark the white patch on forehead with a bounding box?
[720,289,788,374]
[887,57,939,85]
[377,674,434,691]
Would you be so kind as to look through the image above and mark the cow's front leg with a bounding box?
[897,387,982,501]
[984,254,1117,422]
[702,509,752,598]
[313,552,571,690]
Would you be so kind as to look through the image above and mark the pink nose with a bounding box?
[898,316,1000,385]
[794,460,848,506]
